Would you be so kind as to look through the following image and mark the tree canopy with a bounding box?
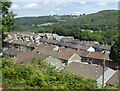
[14,10,119,44]
[1,1,16,41]
[2,57,97,89]
[15,10,118,31]
[110,34,120,64]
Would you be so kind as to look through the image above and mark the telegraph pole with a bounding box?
[102,58,105,89]
[102,51,106,89]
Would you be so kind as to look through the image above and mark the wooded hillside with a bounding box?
[13,10,119,45]
[15,10,118,31]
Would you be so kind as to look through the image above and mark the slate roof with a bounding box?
[14,51,35,64]
[32,44,55,56]
[64,62,108,80]
[3,48,23,56]
[93,44,111,51]
[96,68,116,87]
[77,45,90,50]
[40,38,58,45]
[99,45,111,51]
[34,46,80,61]
[65,48,76,54]
[14,50,49,64]
[10,40,30,46]
[60,38,74,42]
[40,38,48,42]
[43,46,55,56]
[27,42,38,48]
[85,43,95,47]
[79,41,87,45]
[93,44,101,48]
[49,39,58,44]
[67,39,81,44]
[63,36,74,40]
[87,52,110,60]
[50,48,75,61]
[50,47,89,58]
[67,43,78,49]
[34,53,49,60]
[106,70,120,86]
[56,41,78,49]
[76,50,90,57]
[56,41,69,47]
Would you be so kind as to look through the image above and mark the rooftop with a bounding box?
[14,51,35,64]
[106,70,120,86]
[40,38,58,44]
[3,48,23,56]
[64,62,108,80]
[10,40,30,46]
[27,42,38,48]
[87,52,110,60]
[76,50,90,57]
[67,39,81,44]
[33,44,55,56]
[50,48,75,61]
[93,44,111,50]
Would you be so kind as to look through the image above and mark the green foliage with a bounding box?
[14,10,119,45]
[2,1,16,32]
[109,34,120,64]
[61,10,118,31]
[15,16,59,27]
[16,9,119,32]
[2,57,97,89]
[1,1,16,42]
[102,30,119,44]
[105,85,118,90]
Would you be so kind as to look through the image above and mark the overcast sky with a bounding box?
[8,0,120,17]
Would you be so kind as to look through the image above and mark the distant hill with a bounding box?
[58,10,118,31]
[15,15,78,27]
[15,10,118,31]
[14,10,119,44]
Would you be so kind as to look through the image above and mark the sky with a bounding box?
[7,0,120,17]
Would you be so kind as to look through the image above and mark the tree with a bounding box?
[1,1,16,42]
[109,34,120,88]
[110,34,120,88]
[2,57,97,89]
[109,34,120,65]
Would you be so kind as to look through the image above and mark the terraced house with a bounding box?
[2,31,119,87]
